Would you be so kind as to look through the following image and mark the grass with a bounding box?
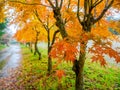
[0,44,6,51]
[0,60,6,70]
[15,45,120,90]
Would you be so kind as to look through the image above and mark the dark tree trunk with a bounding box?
[34,32,41,60]
[34,41,41,60]
[47,29,52,73]
[28,42,33,53]
[53,8,68,38]
[30,42,33,53]
[48,54,52,73]
[73,59,85,90]
[72,43,86,90]
[48,47,52,73]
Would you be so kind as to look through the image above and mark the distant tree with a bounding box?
[0,20,7,38]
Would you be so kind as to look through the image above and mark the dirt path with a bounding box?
[0,44,22,77]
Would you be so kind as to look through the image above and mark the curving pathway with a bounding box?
[0,44,22,77]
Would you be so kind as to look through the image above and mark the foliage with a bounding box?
[0,60,6,70]
[0,21,7,38]
[0,44,6,50]
[0,2,5,22]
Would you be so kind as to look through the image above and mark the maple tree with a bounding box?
[47,0,120,90]
[8,0,60,72]
[1,0,120,90]
[33,8,59,73]
[14,20,43,60]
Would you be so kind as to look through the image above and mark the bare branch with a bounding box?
[77,0,82,24]
[83,0,88,22]
[67,0,71,9]
[51,30,60,45]
[94,0,114,23]
[60,0,63,9]
[47,15,49,27]
[34,9,43,23]
[64,18,69,24]
[47,0,55,8]
[55,0,58,7]
[34,9,48,31]
[49,24,55,30]
[93,0,103,8]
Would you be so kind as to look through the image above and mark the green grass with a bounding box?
[16,46,120,90]
[0,60,6,70]
[0,44,6,51]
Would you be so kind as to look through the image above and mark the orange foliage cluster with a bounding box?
[89,43,120,66]
[50,38,78,62]
[56,70,65,80]
[0,4,5,22]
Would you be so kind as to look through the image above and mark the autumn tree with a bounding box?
[47,0,120,90]
[7,0,60,72]
[14,21,43,60]
[34,9,60,73]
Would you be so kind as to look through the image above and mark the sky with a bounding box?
[7,24,18,36]
[108,8,120,20]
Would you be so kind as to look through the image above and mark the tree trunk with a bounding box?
[72,43,86,90]
[47,29,52,73]
[30,43,33,53]
[48,55,52,73]
[28,42,33,53]
[34,36,41,60]
[53,8,68,38]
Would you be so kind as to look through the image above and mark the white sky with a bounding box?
[7,24,18,36]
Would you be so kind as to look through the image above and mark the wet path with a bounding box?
[0,44,22,77]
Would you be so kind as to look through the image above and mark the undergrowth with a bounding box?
[20,45,120,90]
[0,60,6,70]
[0,44,6,51]
[1,45,120,90]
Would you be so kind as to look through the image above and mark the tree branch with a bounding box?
[67,0,71,9]
[47,0,55,8]
[60,0,63,9]
[34,9,48,31]
[51,30,60,45]
[34,9,43,23]
[8,0,51,8]
[94,0,114,23]
[49,24,55,30]
[93,0,103,8]
[55,0,58,7]
[77,0,82,24]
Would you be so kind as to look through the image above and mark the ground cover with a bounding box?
[15,45,120,90]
